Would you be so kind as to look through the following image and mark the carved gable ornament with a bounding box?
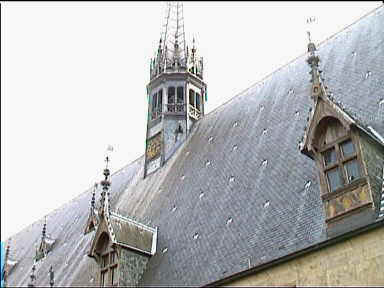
[301,92,355,159]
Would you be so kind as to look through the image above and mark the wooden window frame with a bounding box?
[100,249,118,286]
[319,133,365,199]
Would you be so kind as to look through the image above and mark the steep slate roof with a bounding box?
[7,6,384,287]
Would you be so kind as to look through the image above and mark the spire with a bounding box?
[150,2,189,79]
[163,2,186,68]
[28,263,36,287]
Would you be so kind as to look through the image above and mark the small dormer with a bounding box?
[301,34,384,237]
[35,218,56,262]
[88,157,157,286]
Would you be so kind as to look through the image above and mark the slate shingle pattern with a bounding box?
[7,6,384,287]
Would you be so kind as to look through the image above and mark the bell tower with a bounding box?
[144,2,207,177]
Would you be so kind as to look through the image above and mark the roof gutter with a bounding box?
[206,219,384,287]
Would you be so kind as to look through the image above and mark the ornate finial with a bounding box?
[306,17,317,54]
[49,266,54,288]
[100,147,113,217]
[306,17,320,85]
[28,263,36,287]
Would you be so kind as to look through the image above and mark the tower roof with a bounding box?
[150,2,204,80]
[161,2,187,67]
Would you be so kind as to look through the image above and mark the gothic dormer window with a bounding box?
[300,34,384,236]
[96,233,118,287]
[89,156,158,285]
[101,249,118,287]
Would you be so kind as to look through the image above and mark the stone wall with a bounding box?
[119,248,149,286]
[359,132,384,216]
[224,226,384,286]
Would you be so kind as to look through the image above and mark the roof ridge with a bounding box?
[109,154,143,177]
[316,4,383,49]
[203,5,383,119]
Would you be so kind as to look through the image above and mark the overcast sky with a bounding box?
[1,1,382,241]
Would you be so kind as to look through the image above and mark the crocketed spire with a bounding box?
[150,2,204,80]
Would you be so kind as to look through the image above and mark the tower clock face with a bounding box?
[146,132,162,160]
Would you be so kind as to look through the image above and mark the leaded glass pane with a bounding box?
[344,159,361,182]
[341,140,355,157]
[326,168,343,192]
[323,148,336,166]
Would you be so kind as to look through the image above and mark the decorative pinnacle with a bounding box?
[100,148,112,217]
[29,263,36,287]
[49,266,54,287]
[306,18,320,85]
[91,183,97,210]
[42,217,47,242]
[306,16,317,55]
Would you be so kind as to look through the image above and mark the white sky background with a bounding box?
[1,1,382,241]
